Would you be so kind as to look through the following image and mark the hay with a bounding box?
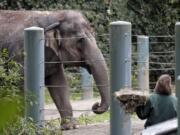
[114,88,148,113]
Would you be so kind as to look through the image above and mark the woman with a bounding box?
[136,74,177,128]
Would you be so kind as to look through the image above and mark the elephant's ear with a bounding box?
[45,27,61,57]
[45,22,60,32]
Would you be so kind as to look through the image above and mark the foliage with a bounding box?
[0,49,22,96]
[0,48,62,134]
[125,0,179,35]
[2,117,62,135]
[0,48,23,132]
[124,0,179,86]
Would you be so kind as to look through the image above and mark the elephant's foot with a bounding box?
[61,117,78,130]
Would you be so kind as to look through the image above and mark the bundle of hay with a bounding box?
[114,88,148,113]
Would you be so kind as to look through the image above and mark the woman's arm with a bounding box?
[136,99,152,120]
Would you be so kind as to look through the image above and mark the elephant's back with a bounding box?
[0,11,33,47]
[0,10,53,40]
[0,10,83,42]
[0,10,57,57]
[0,10,87,60]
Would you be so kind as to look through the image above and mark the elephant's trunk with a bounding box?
[91,53,110,114]
[83,34,110,114]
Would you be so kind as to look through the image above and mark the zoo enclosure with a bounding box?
[24,22,179,134]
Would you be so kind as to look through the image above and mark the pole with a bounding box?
[80,68,93,100]
[175,22,180,135]
[137,36,149,91]
[24,27,45,126]
[110,21,132,135]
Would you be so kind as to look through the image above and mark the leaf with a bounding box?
[0,99,19,132]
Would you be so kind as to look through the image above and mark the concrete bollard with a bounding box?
[80,68,93,100]
[137,36,149,91]
[175,22,180,135]
[110,21,132,135]
[24,27,45,126]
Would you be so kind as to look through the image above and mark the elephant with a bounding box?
[0,10,110,130]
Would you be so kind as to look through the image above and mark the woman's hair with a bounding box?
[154,74,172,95]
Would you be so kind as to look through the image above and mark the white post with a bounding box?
[80,68,93,100]
[137,36,149,91]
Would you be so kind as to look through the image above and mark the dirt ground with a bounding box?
[45,99,145,135]
[62,117,145,135]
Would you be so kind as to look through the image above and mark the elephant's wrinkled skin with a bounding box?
[0,10,110,130]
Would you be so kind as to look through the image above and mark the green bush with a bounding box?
[0,48,23,133]
[0,49,62,134]
[2,117,62,135]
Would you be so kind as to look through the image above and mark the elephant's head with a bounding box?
[45,11,110,114]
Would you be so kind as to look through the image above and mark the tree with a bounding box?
[124,0,179,87]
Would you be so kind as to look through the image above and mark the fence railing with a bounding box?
[23,22,180,134]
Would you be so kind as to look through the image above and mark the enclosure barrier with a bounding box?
[110,21,132,135]
[137,36,149,91]
[175,22,180,135]
[23,23,177,134]
[24,27,45,126]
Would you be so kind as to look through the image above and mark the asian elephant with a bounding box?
[0,10,110,130]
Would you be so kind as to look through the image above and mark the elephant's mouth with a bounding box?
[82,63,92,74]
[63,61,92,74]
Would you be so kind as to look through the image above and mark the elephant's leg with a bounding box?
[45,65,77,130]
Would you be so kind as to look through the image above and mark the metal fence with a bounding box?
[23,22,179,135]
